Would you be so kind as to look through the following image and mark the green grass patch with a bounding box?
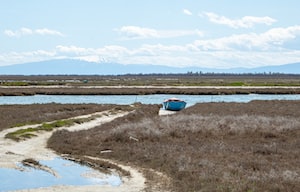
[5,117,96,141]
[5,128,38,141]
[228,82,246,86]
[5,108,128,142]
[40,120,74,131]
[2,82,30,86]
[11,122,38,128]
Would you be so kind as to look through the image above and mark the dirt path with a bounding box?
[0,110,147,192]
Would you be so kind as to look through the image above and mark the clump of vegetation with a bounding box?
[5,128,38,141]
[229,81,247,86]
[6,120,68,141]
[40,120,74,130]
[6,115,106,141]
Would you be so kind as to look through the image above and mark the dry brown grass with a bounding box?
[0,104,126,131]
[1,86,300,96]
[1,74,300,87]
[48,101,300,191]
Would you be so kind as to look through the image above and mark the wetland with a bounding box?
[1,74,300,191]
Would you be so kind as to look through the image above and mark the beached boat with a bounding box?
[163,98,186,111]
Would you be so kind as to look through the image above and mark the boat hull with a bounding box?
[163,100,186,111]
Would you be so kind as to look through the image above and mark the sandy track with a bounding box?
[0,110,146,192]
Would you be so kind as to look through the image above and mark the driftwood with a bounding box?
[129,135,139,142]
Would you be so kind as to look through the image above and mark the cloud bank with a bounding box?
[193,25,300,51]
[4,27,64,37]
[204,12,277,28]
[1,21,300,69]
[2,23,300,68]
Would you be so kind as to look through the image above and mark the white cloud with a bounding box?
[159,30,203,38]
[4,27,32,37]
[204,12,277,28]
[56,45,93,55]
[4,27,64,37]
[51,26,300,68]
[35,28,64,36]
[0,50,56,66]
[20,28,33,35]
[1,43,300,69]
[118,26,159,39]
[193,25,300,51]
[4,30,16,37]
[54,45,130,63]
[183,9,192,16]
[117,26,203,40]
[51,41,300,68]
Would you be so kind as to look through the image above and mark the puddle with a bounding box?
[0,157,122,191]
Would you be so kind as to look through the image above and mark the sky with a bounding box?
[1,0,300,69]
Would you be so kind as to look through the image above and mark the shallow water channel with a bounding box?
[1,94,300,106]
[1,94,300,191]
[0,157,121,191]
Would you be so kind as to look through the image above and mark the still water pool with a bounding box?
[0,157,121,191]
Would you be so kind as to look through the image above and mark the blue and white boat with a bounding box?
[163,98,187,111]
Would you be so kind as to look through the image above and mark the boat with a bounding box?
[163,98,186,111]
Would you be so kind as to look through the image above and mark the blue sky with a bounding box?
[1,0,300,69]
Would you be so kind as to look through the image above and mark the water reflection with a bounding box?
[0,157,121,191]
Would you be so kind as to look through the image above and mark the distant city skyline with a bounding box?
[1,0,300,69]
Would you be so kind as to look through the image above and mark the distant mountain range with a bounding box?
[0,59,299,75]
